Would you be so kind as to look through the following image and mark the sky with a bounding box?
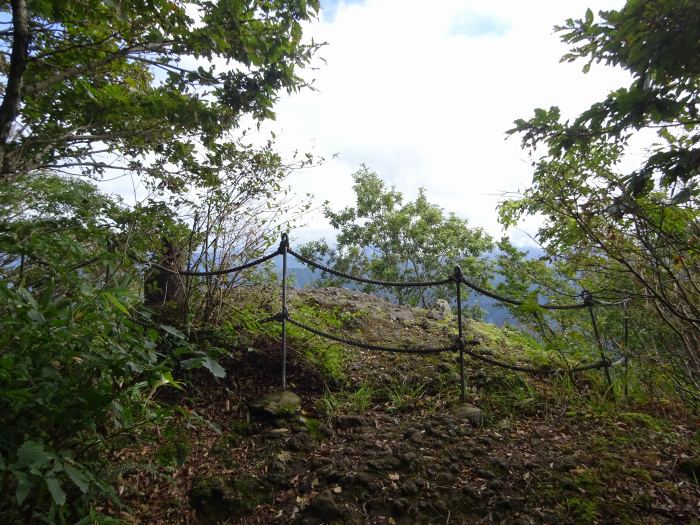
[253,0,630,248]
[101,0,631,250]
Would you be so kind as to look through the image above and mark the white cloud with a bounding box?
[262,0,630,248]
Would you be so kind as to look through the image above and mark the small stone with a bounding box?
[397,451,419,467]
[366,497,391,517]
[400,480,419,496]
[432,498,449,513]
[473,468,497,480]
[462,486,478,499]
[453,403,488,427]
[308,491,343,522]
[561,479,577,491]
[495,498,514,512]
[309,456,333,469]
[392,497,410,515]
[354,472,381,492]
[248,390,301,417]
[487,479,504,491]
[556,460,577,472]
[336,415,367,429]
[288,432,315,452]
[403,428,424,444]
[428,299,452,320]
[678,457,700,479]
[393,310,414,323]
[491,457,510,476]
[436,472,456,485]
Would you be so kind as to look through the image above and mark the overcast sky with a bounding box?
[255,0,630,248]
[101,0,631,249]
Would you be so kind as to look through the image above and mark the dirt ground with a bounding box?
[111,288,700,524]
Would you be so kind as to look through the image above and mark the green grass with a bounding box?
[318,382,377,418]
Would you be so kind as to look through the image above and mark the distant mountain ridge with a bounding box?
[272,248,547,325]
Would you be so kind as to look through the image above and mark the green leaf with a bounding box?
[14,471,33,505]
[104,292,130,315]
[202,356,226,378]
[64,463,89,493]
[160,324,185,339]
[27,309,45,323]
[46,476,67,506]
[15,440,49,472]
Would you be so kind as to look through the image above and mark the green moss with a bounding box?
[155,439,190,468]
[303,417,325,440]
[619,412,664,432]
[189,475,271,524]
[628,467,653,482]
[566,497,598,523]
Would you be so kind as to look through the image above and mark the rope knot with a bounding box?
[581,289,594,306]
[278,232,290,254]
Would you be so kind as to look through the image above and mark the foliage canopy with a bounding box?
[302,165,493,309]
[0,0,321,188]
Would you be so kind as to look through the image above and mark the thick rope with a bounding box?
[259,311,620,376]
[286,315,469,354]
[287,248,453,287]
[459,276,623,311]
[144,250,279,277]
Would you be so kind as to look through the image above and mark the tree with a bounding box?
[0,1,324,519]
[0,0,321,188]
[501,0,700,406]
[301,165,493,309]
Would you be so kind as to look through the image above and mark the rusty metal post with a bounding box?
[582,290,612,388]
[281,233,289,390]
[454,265,465,402]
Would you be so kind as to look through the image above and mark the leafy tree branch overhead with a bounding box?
[501,0,700,405]
[509,0,700,201]
[0,0,322,187]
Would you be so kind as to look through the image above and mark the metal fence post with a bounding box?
[454,265,465,402]
[281,233,289,390]
[582,290,612,388]
[623,310,629,398]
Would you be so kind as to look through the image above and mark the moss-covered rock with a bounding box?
[249,390,302,417]
[189,475,271,524]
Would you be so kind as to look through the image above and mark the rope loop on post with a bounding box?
[581,289,594,306]
[278,232,290,254]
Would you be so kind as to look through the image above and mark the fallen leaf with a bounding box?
[388,473,400,481]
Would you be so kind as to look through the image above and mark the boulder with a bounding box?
[428,299,452,320]
[248,390,301,417]
[189,476,269,524]
[453,403,488,427]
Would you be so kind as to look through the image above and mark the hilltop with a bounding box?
[113,287,699,524]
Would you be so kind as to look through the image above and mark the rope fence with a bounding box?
[157,232,631,401]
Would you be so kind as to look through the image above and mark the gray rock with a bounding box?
[428,299,452,320]
[189,475,268,524]
[392,310,414,323]
[453,403,488,427]
[336,414,366,429]
[400,480,419,496]
[248,390,301,417]
[308,491,343,522]
[354,471,381,492]
[487,479,504,491]
[403,428,424,444]
[473,468,497,480]
[288,432,315,452]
